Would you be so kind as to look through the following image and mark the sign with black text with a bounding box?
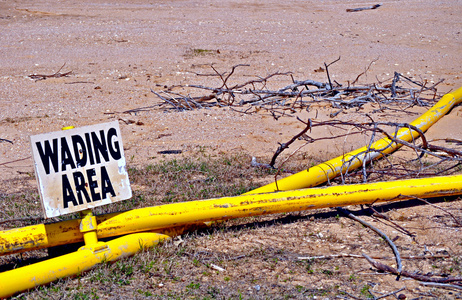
[30,121,132,218]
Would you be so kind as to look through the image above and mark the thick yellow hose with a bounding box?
[246,87,462,194]
[0,221,204,255]
[1,174,462,297]
[71,174,462,236]
[2,174,462,256]
[1,88,461,256]
[0,232,170,298]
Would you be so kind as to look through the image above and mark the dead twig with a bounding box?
[0,138,13,144]
[374,288,405,300]
[337,290,364,300]
[150,89,181,110]
[268,118,311,168]
[362,253,462,284]
[250,157,272,169]
[140,64,443,116]
[324,56,341,91]
[427,143,462,157]
[403,195,462,227]
[298,253,449,260]
[368,206,416,238]
[346,4,382,13]
[351,57,379,85]
[336,207,403,278]
[0,156,32,167]
[0,216,44,225]
[419,282,462,291]
[284,117,462,184]
[28,63,72,81]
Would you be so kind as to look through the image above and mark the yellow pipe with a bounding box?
[78,174,462,235]
[1,88,461,256]
[2,174,462,256]
[1,218,81,255]
[246,87,462,194]
[1,175,461,297]
[1,89,460,297]
[1,174,462,297]
[0,232,170,298]
[0,221,206,255]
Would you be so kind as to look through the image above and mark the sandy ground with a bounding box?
[1,0,461,180]
[0,0,461,298]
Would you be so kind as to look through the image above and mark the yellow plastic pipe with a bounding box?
[246,87,462,194]
[1,88,460,256]
[0,221,204,256]
[1,174,462,297]
[2,174,462,256]
[0,232,170,298]
[79,209,99,246]
[1,89,460,297]
[63,174,462,235]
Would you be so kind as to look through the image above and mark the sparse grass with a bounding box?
[0,191,43,226]
[360,284,373,299]
[185,48,220,57]
[1,151,461,299]
[90,152,276,215]
[1,115,49,124]
[132,153,268,201]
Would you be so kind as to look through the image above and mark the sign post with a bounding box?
[30,121,132,218]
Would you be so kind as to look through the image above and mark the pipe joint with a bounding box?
[79,210,97,233]
[78,242,109,254]
[79,210,99,245]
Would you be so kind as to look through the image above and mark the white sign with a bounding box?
[30,121,132,218]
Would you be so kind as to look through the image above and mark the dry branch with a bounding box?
[368,206,416,238]
[373,288,405,300]
[0,138,13,144]
[28,63,72,81]
[268,118,311,168]
[269,117,462,182]
[0,216,44,225]
[403,195,462,227]
[145,64,443,116]
[126,64,461,183]
[297,253,449,260]
[346,4,382,13]
[419,282,462,291]
[324,56,341,91]
[363,254,462,284]
[0,156,32,167]
[336,207,403,277]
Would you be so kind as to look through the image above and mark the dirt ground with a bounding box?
[1,0,461,299]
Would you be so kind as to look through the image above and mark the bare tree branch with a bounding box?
[363,253,462,284]
[337,207,403,278]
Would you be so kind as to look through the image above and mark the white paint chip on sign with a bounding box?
[30,121,132,218]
